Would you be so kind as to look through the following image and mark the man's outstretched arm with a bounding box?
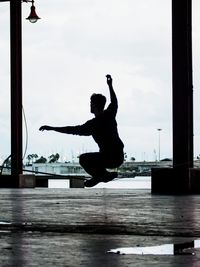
[39,125,73,134]
[39,121,93,136]
[106,74,118,107]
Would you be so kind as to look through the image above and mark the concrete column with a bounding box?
[10,0,23,186]
[172,0,193,171]
[151,0,193,194]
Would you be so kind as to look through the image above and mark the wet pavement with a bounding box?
[1,232,200,267]
[0,188,200,266]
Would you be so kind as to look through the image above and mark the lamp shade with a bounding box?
[26,5,40,23]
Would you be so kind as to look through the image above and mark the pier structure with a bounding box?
[1,2,200,266]
[0,0,199,193]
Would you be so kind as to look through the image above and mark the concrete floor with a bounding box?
[0,188,200,266]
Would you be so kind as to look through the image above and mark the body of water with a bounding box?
[48,176,151,189]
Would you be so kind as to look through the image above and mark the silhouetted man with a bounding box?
[39,75,124,187]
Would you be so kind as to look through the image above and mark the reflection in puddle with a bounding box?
[108,240,200,256]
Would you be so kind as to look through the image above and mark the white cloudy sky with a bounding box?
[0,0,200,162]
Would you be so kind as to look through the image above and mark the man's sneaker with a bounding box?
[102,172,118,183]
[84,172,118,187]
[84,178,100,188]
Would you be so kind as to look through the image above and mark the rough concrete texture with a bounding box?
[0,188,200,266]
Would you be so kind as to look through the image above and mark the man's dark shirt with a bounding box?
[65,102,124,155]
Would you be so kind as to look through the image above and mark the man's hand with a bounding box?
[39,125,52,131]
[106,74,112,87]
[106,74,117,107]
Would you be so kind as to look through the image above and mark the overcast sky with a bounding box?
[0,0,200,162]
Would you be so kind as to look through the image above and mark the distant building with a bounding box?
[21,159,200,177]
[27,162,87,176]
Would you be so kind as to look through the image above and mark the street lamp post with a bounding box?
[10,0,22,185]
[157,128,162,162]
[0,0,40,186]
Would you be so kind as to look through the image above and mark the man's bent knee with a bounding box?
[79,154,85,167]
[79,153,90,167]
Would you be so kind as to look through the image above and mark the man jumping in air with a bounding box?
[39,75,124,187]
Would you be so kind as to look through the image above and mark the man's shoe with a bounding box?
[102,172,118,183]
[84,172,118,187]
[84,178,100,188]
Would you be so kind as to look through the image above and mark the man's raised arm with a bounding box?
[106,74,118,107]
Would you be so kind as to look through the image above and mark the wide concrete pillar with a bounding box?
[172,0,193,171]
[152,0,193,194]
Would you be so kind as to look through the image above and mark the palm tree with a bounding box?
[35,156,47,164]
[130,157,136,162]
[48,153,60,163]
[26,154,39,165]
[27,154,33,165]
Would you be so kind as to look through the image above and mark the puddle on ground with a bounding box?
[107,240,200,256]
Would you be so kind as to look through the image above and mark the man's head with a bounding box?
[90,94,106,114]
